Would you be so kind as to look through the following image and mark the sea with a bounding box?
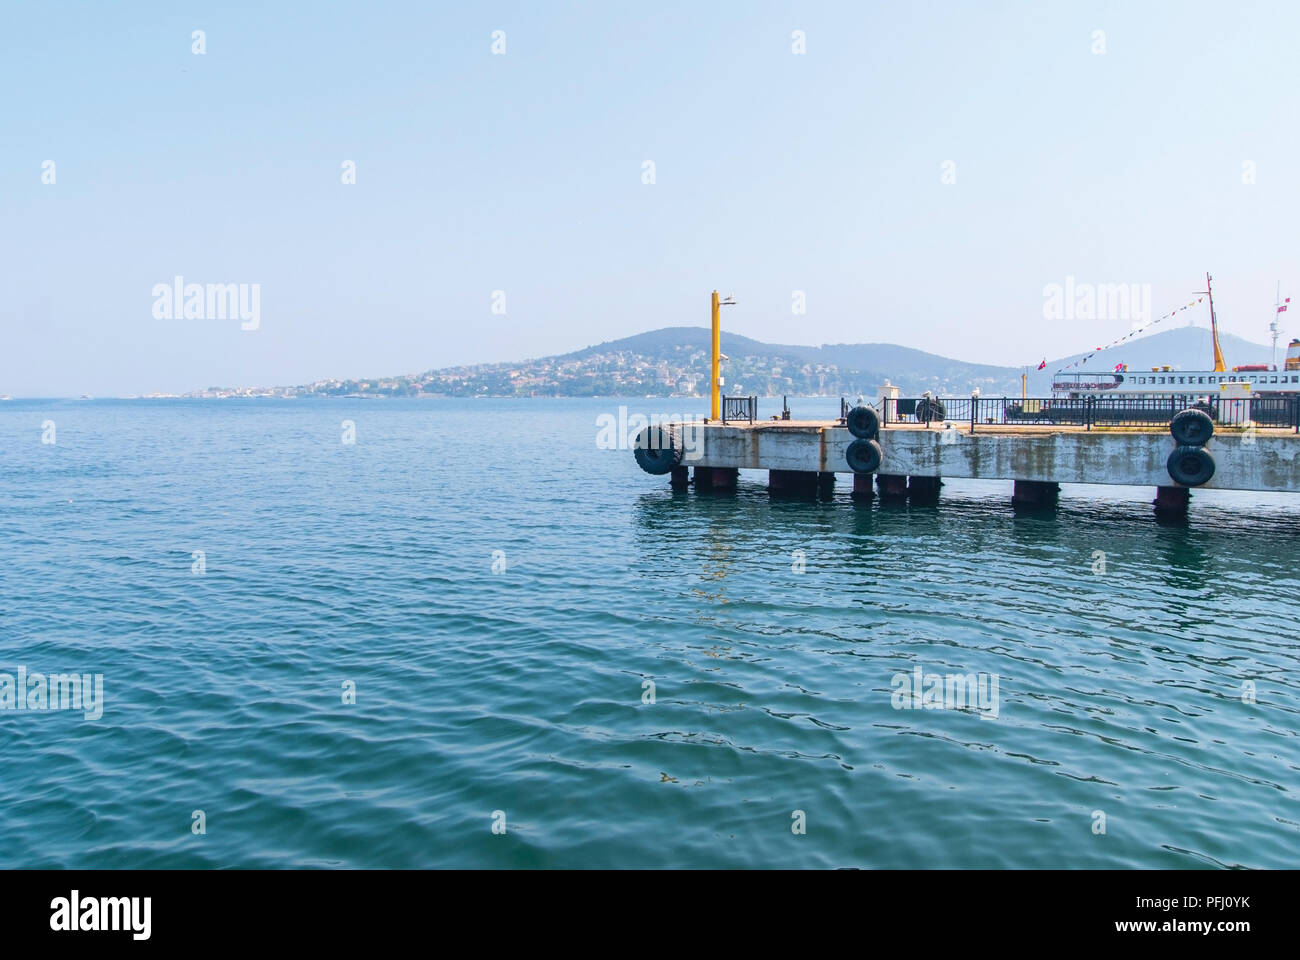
[1,396,1296,868]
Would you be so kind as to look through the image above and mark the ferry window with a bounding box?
[1198,377,1205,384]
[1272,376,1278,383]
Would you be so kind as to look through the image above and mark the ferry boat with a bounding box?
[1052,274,1299,401]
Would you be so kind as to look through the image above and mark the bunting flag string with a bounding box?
[1049,297,1206,372]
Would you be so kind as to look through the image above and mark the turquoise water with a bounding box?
[1,397,1297,868]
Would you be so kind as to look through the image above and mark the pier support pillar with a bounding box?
[768,469,817,497]
[1012,480,1060,509]
[1153,485,1190,518]
[768,470,835,499]
[877,473,908,500]
[851,472,874,501]
[694,466,738,492]
[817,471,835,500]
[908,475,942,505]
[669,465,689,492]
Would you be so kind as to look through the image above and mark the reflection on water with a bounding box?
[629,471,1299,868]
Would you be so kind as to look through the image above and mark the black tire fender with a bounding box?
[1170,409,1214,446]
[633,425,682,475]
[1166,445,1215,487]
[846,405,880,440]
[915,398,947,422]
[846,438,883,474]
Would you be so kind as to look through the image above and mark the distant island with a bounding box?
[186,324,1275,400]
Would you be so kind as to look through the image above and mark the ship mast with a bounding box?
[1271,281,1282,368]
[1197,272,1227,372]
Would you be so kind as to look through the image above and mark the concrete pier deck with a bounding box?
[658,420,1300,494]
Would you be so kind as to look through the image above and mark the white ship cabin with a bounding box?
[1054,331,1300,399]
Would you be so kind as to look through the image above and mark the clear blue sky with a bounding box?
[2,0,1296,396]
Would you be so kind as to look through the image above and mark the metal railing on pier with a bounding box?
[721,395,758,424]
[873,396,1300,433]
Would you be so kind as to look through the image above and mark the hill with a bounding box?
[193,325,1276,399]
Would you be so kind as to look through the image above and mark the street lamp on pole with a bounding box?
[711,290,736,421]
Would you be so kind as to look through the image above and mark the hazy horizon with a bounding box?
[3,321,1277,399]
[3,0,1296,396]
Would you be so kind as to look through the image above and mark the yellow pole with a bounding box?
[1021,371,1027,400]
[711,290,721,421]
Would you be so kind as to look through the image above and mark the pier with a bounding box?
[636,290,1300,515]
[635,402,1300,517]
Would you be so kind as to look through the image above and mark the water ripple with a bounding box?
[0,398,1297,867]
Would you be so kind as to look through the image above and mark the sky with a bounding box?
[1,0,1297,396]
